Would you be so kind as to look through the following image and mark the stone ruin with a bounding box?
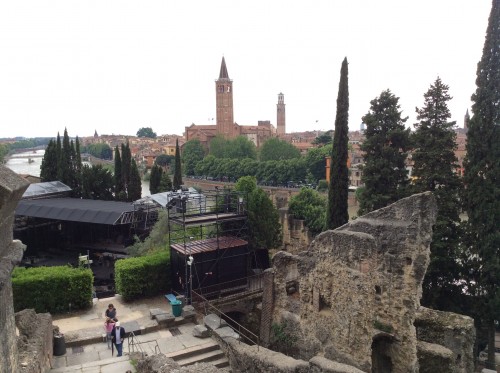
[0,166,53,373]
[0,164,476,373]
[259,191,475,372]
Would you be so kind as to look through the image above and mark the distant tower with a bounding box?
[277,92,286,136]
[464,109,470,131]
[94,129,98,138]
[215,57,235,138]
[360,122,365,132]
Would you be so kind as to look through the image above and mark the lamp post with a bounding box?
[187,255,194,305]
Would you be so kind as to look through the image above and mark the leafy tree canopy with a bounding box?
[209,135,257,159]
[136,127,157,138]
[289,188,327,235]
[259,137,301,161]
[155,154,175,167]
[312,130,333,146]
[182,139,207,175]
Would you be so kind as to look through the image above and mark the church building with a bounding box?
[185,57,285,148]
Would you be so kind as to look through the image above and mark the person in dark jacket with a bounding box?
[111,321,126,356]
[105,303,117,321]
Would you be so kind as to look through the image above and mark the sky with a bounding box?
[0,1,492,139]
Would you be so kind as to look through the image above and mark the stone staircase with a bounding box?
[165,340,230,369]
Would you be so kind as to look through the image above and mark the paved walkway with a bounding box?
[50,295,208,372]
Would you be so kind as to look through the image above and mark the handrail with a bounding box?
[192,289,260,349]
[127,331,161,357]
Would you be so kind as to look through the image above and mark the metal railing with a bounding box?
[192,290,261,349]
[127,331,161,358]
[191,273,264,302]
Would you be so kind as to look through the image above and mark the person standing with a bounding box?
[111,321,125,357]
[105,303,117,321]
[103,319,115,349]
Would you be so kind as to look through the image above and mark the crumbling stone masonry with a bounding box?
[0,166,29,373]
[264,192,475,372]
[0,166,54,373]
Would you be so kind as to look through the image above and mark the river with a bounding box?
[4,150,150,197]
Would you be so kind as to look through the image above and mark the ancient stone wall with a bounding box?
[415,307,475,373]
[271,193,438,372]
[15,309,53,373]
[0,166,29,373]
[280,209,313,254]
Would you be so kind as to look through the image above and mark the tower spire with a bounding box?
[219,57,229,79]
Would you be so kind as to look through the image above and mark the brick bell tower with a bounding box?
[277,92,286,136]
[215,56,235,138]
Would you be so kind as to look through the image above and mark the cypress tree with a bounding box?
[326,57,349,230]
[114,146,125,200]
[358,90,410,215]
[463,0,500,366]
[149,164,162,195]
[57,128,72,187]
[40,139,58,181]
[128,159,142,201]
[121,141,131,193]
[159,171,172,192]
[412,77,464,313]
[56,132,62,181]
[173,139,182,191]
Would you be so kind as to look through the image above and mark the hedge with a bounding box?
[12,265,93,313]
[115,249,170,301]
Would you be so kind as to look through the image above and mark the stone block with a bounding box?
[156,313,175,327]
[192,325,210,338]
[149,308,166,320]
[204,313,227,331]
[213,326,239,340]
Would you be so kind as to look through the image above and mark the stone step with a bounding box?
[50,355,131,372]
[165,340,219,360]
[176,348,226,366]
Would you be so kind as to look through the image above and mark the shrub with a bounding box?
[115,249,170,301]
[289,187,327,235]
[12,265,93,313]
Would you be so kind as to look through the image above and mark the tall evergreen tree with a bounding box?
[121,141,131,193]
[57,128,73,188]
[173,139,182,190]
[40,139,58,181]
[358,90,410,215]
[149,164,162,195]
[412,77,464,312]
[114,146,124,200]
[128,159,142,201]
[159,172,172,192]
[462,0,500,366]
[326,57,349,230]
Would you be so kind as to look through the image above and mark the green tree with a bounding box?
[412,78,464,313]
[209,135,228,158]
[326,57,349,230]
[288,188,327,235]
[149,164,162,194]
[81,164,114,200]
[312,130,333,146]
[155,154,175,168]
[128,159,142,201]
[122,141,132,189]
[57,128,72,186]
[259,137,300,161]
[305,144,332,183]
[462,1,500,366]
[40,139,58,181]
[0,143,8,163]
[159,172,172,192]
[227,136,257,159]
[114,146,125,200]
[83,143,113,159]
[173,139,182,190]
[136,127,157,138]
[358,90,410,215]
[235,176,282,250]
[182,139,206,176]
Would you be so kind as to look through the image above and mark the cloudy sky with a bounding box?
[0,1,492,139]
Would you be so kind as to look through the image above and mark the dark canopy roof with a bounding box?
[15,198,135,225]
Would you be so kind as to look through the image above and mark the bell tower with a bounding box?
[215,57,235,138]
[277,92,286,136]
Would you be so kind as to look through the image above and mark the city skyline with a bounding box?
[0,0,491,138]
